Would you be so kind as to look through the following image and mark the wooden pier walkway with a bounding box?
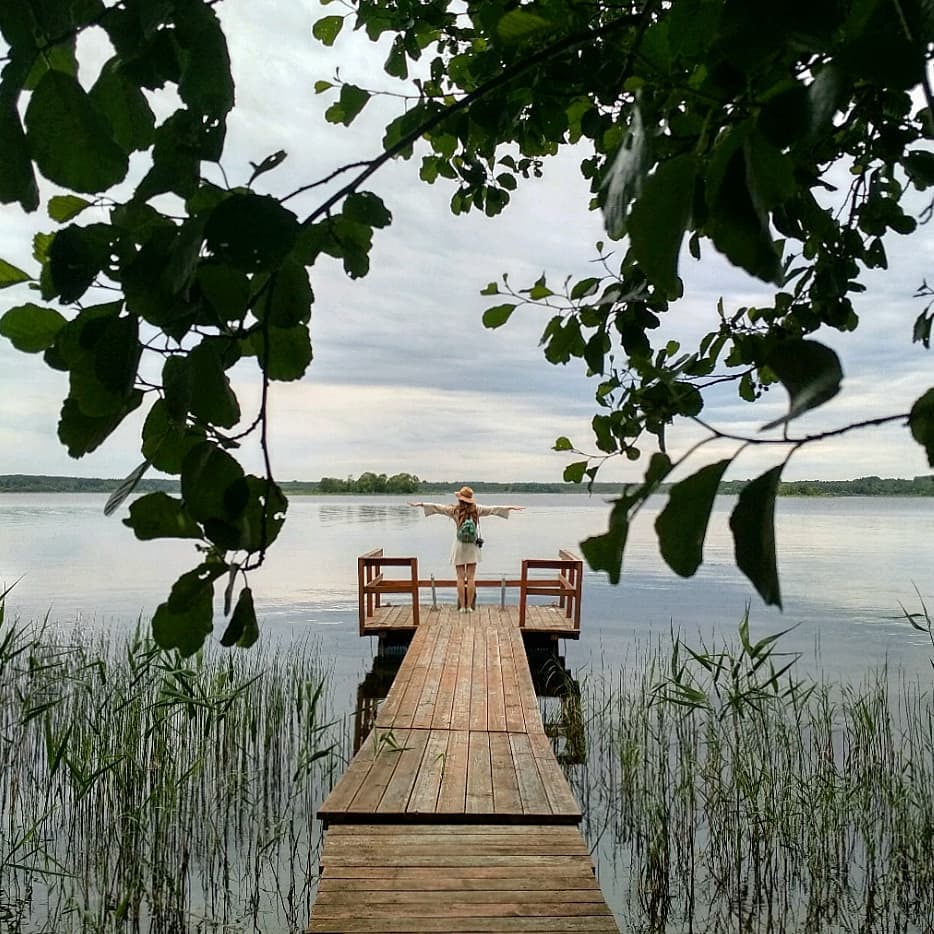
[307,553,620,934]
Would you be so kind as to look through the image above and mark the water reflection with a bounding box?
[318,502,418,528]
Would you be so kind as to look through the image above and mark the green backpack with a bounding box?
[456,517,478,543]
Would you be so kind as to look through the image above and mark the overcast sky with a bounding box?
[1,3,932,485]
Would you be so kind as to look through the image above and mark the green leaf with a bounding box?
[89,59,156,153]
[188,340,241,428]
[48,195,92,223]
[482,303,517,329]
[58,391,143,458]
[580,498,631,584]
[104,459,151,516]
[343,191,392,229]
[196,262,251,322]
[0,100,39,211]
[204,193,300,273]
[629,155,697,297]
[0,259,31,289]
[313,15,344,46]
[707,138,781,284]
[497,9,554,41]
[325,84,370,127]
[0,303,66,352]
[729,465,783,608]
[314,80,333,94]
[655,459,731,577]
[181,442,246,524]
[24,71,128,193]
[153,563,224,655]
[175,0,234,119]
[762,339,842,429]
[48,223,114,304]
[553,436,573,452]
[563,461,588,484]
[247,324,313,381]
[258,260,313,327]
[123,492,202,540]
[909,388,934,467]
[231,477,288,552]
[141,400,204,474]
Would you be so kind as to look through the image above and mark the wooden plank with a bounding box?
[430,616,462,729]
[309,917,618,932]
[376,728,430,814]
[317,729,380,816]
[406,729,448,815]
[489,731,522,816]
[485,623,507,732]
[435,728,469,813]
[528,731,581,818]
[465,730,493,814]
[448,619,473,731]
[509,732,552,816]
[500,627,527,734]
[411,621,453,729]
[468,617,488,731]
[345,728,412,813]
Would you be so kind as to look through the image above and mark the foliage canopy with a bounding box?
[1,0,933,649]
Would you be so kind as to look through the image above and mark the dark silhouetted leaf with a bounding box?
[153,563,224,655]
[344,190,392,228]
[123,491,202,540]
[220,586,259,648]
[762,339,842,428]
[630,154,697,297]
[58,391,143,457]
[729,465,783,608]
[89,60,156,153]
[656,459,731,576]
[204,193,300,272]
[188,340,241,427]
[909,388,934,466]
[581,498,631,584]
[498,9,554,40]
[0,101,39,211]
[24,71,128,193]
[181,442,246,523]
[48,223,114,304]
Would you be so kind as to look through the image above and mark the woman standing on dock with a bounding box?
[409,486,524,613]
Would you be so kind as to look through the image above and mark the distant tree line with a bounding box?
[316,472,422,494]
[3,474,934,497]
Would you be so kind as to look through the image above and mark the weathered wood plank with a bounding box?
[345,728,412,813]
[468,618,488,731]
[435,728,469,813]
[448,619,473,731]
[509,732,552,816]
[309,917,618,933]
[465,730,493,814]
[485,624,507,732]
[489,731,522,816]
[405,729,448,815]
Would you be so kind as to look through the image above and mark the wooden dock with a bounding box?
[307,553,620,934]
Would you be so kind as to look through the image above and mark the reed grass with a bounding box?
[568,615,934,933]
[0,602,340,934]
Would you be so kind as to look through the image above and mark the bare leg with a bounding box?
[455,564,467,610]
[465,563,477,610]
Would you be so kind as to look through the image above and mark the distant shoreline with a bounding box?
[2,474,934,497]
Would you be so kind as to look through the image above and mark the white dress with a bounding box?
[419,503,513,565]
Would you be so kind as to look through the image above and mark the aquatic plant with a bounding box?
[0,609,339,933]
[568,618,934,933]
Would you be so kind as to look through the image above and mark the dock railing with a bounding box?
[357,548,583,635]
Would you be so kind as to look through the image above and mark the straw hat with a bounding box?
[454,485,476,504]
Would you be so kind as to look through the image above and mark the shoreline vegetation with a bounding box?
[3,472,934,497]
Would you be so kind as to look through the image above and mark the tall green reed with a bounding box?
[568,613,934,934]
[0,604,340,934]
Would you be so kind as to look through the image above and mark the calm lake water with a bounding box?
[4,492,934,931]
[2,492,933,684]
